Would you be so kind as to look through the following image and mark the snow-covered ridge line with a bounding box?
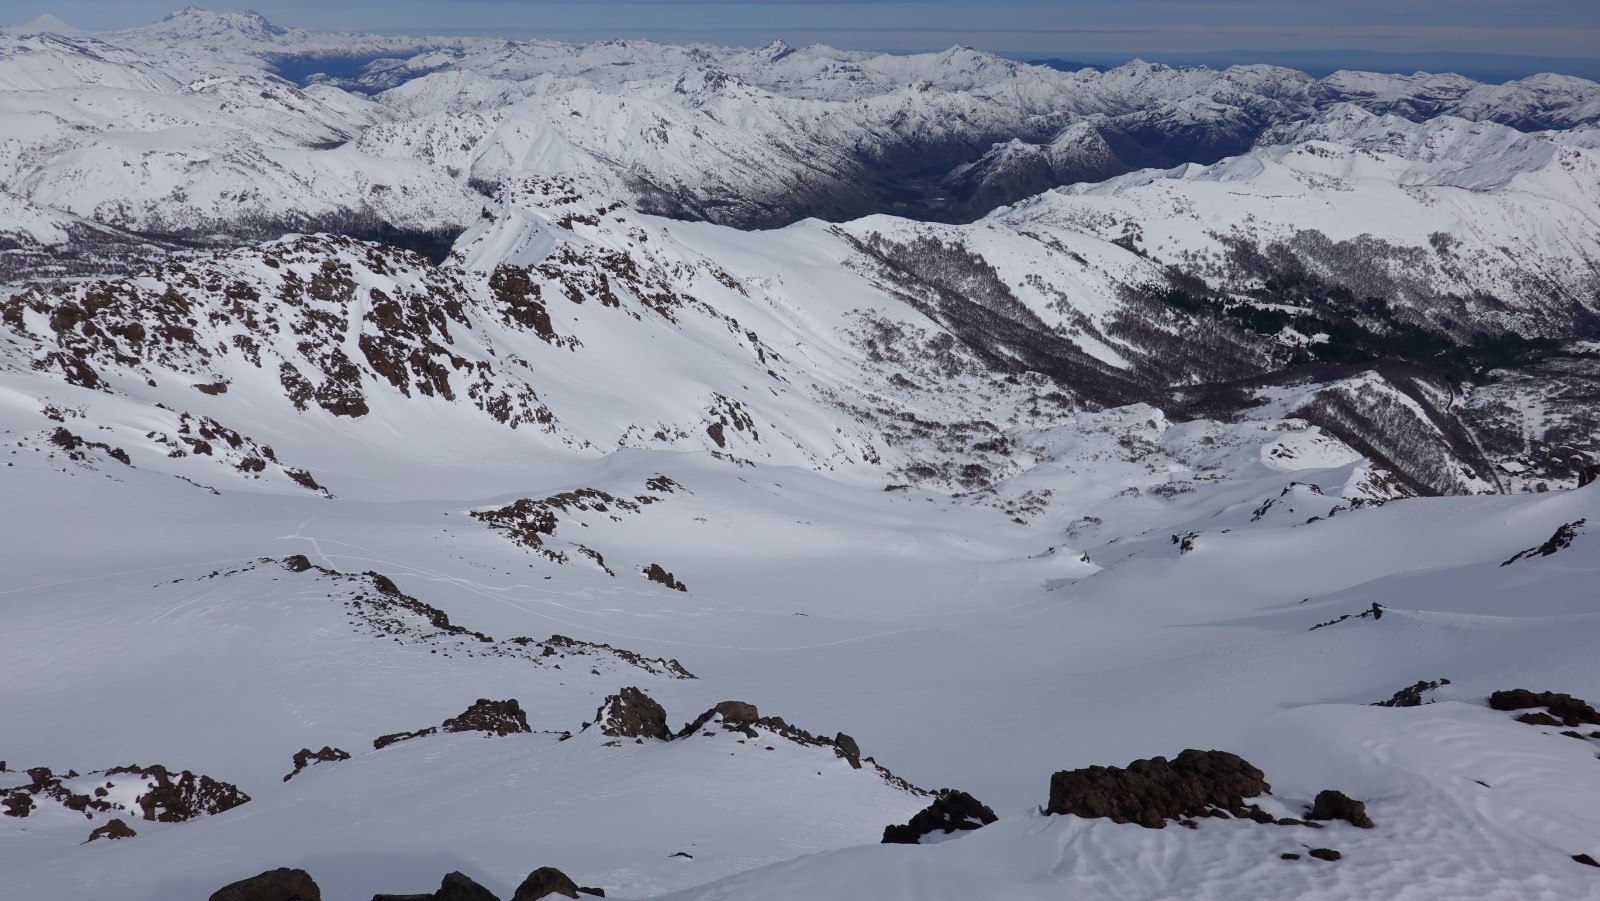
[5,4,1600,250]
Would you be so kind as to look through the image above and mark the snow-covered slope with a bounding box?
[8,7,1600,249]
[4,9,1600,901]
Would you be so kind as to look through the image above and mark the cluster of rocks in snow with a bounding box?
[0,762,250,843]
[277,556,694,677]
[208,865,606,901]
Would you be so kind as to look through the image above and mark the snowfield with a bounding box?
[3,7,1600,901]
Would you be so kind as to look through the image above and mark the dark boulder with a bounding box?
[641,563,687,592]
[512,868,580,900]
[834,732,862,768]
[594,687,671,740]
[85,818,137,842]
[1489,690,1600,727]
[209,868,321,901]
[1308,848,1341,861]
[1307,790,1374,828]
[438,872,502,901]
[373,870,500,901]
[1575,854,1600,868]
[1045,749,1270,829]
[882,789,998,844]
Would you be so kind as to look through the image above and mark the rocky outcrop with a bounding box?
[443,699,531,736]
[1373,678,1450,707]
[284,746,351,782]
[642,563,687,592]
[114,764,252,822]
[278,558,692,678]
[1045,749,1272,828]
[594,687,671,740]
[676,700,761,738]
[1501,520,1586,566]
[511,867,604,900]
[84,818,136,842]
[1,763,248,825]
[882,789,998,844]
[372,871,499,901]
[834,732,862,769]
[1489,690,1600,727]
[210,868,321,901]
[375,698,531,750]
[1308,790,1374,828]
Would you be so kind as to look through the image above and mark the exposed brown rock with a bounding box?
[642,563,686,592]
[834,732,862,769]
[677,701,760,738]
[594,687,671,740]
[85,818,137,842]
[1307,790,1374,828]
[102,764,251,822]
[882,789,998,844]
[1045,749,1270,829]
[443,699,531,737]
[1372,678,1450,708]
[1490,689,1600,727]
[284,747,351,782]
[373,870,500,901]
[512,867,595,901]
[209,868,321,901]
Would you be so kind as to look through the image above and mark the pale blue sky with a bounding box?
[11,1,1600,77]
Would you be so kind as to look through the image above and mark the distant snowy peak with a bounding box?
[0,14,89,38]
[150,4,288,39]
[1318,68,1600,130]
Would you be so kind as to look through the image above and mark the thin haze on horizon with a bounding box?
[10,1,1600,80]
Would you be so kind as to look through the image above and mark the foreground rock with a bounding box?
[882,789,998,843]
[210,868,320,901]
[373,870,498,901]
[1489,689,1600,727]
[1046,749,1271,828]
[593,687,671,740]
[1308,789,1375,828]
[512,867,604,900]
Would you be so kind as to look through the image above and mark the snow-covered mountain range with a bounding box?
[4,7,1600,901]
